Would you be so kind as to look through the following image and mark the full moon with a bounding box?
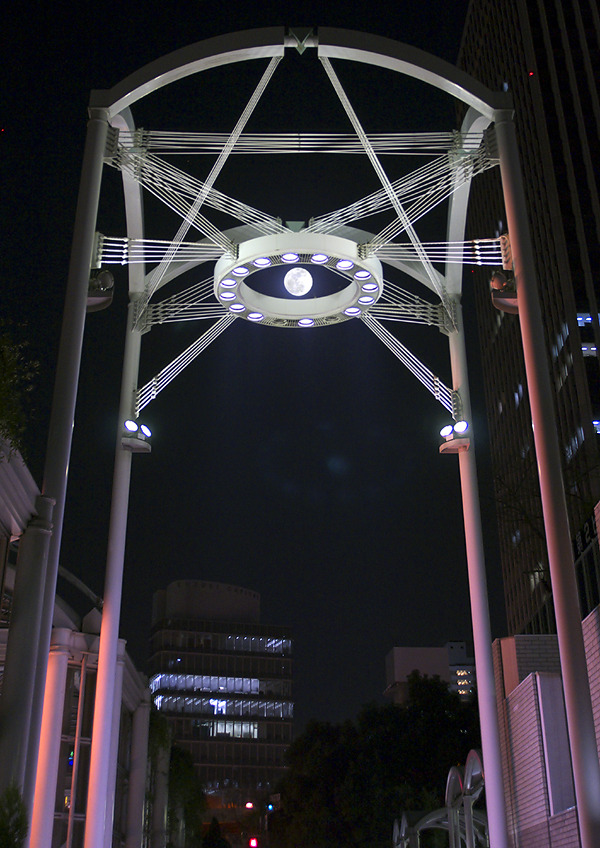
[284,266,313,296]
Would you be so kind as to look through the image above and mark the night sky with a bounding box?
[2,0,505,732]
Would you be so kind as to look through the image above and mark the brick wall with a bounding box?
[548,809,580,848]
[494,636,583,847]
[583,606,600,753]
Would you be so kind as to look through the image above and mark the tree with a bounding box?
[168,745,207,848]
[272,674,480,848]
[0,783,28,848]
[0,321,38,459]
[202,816,230,848]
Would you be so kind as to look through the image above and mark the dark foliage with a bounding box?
[271,673,480,848]
[202,816,231,848]
[0,321,38,459]
[168,746,207,848]
[0,783,28,848]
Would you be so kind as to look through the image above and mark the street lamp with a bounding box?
[439,421,470,455]
[121,420,152,453]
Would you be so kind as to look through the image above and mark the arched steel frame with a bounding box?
[19,25,600,848]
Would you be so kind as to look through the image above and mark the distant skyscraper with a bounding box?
[149,580,293,809]
[458,0,600,635]
[384,642,476,703]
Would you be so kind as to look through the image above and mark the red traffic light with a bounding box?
[248,838,259,848]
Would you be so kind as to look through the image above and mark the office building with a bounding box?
[149,580,293,809]
[458,0,600,636]
[384,641,476,703]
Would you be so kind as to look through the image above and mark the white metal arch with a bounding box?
[74,28,515,848]
[91,27,509,119]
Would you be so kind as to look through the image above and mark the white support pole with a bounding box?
[447,301,509,848]
[83,300,142,848]
[25,109,109,814]
[65,654,88,848]
[494,108,600,847]
[28,629,72,848]
[125,690,151,848]
[103,641,126,848]
[0,495,54,798]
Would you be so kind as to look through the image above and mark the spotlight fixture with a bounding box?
[121,420,152,453]
[87,269,114,313]
[439,421,470,455]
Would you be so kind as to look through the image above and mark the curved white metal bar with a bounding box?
[90,29,287,117]
[464,749,485,800]
[89,28,507,120]
[317,28,509,118]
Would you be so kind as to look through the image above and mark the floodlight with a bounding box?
[121,419,152,453]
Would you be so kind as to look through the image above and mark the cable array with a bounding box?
[104,55,502,418]
[145,277,223,326]
[134,313,236,414]
[98,233,502,269]
[116,130,486,156]
[374,238,503,266]
[320,56,451,321]
[132,55,282,325]
[111,151,285,238]
[98,236,225,265]
[361,313,454,412]
[368,280,445,327]
[309,147,495,245]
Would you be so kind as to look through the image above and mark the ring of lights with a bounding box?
[213,233,383,327]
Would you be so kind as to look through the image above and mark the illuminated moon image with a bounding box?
[284,266,313,296]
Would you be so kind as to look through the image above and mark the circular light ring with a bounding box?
[214,233,383,327]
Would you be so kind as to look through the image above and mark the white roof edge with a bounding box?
[0,441,40,538]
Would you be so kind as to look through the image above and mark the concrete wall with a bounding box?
[152,580,261,625]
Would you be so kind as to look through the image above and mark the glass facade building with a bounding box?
[458,0,600,635]
[149,581,293,805]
